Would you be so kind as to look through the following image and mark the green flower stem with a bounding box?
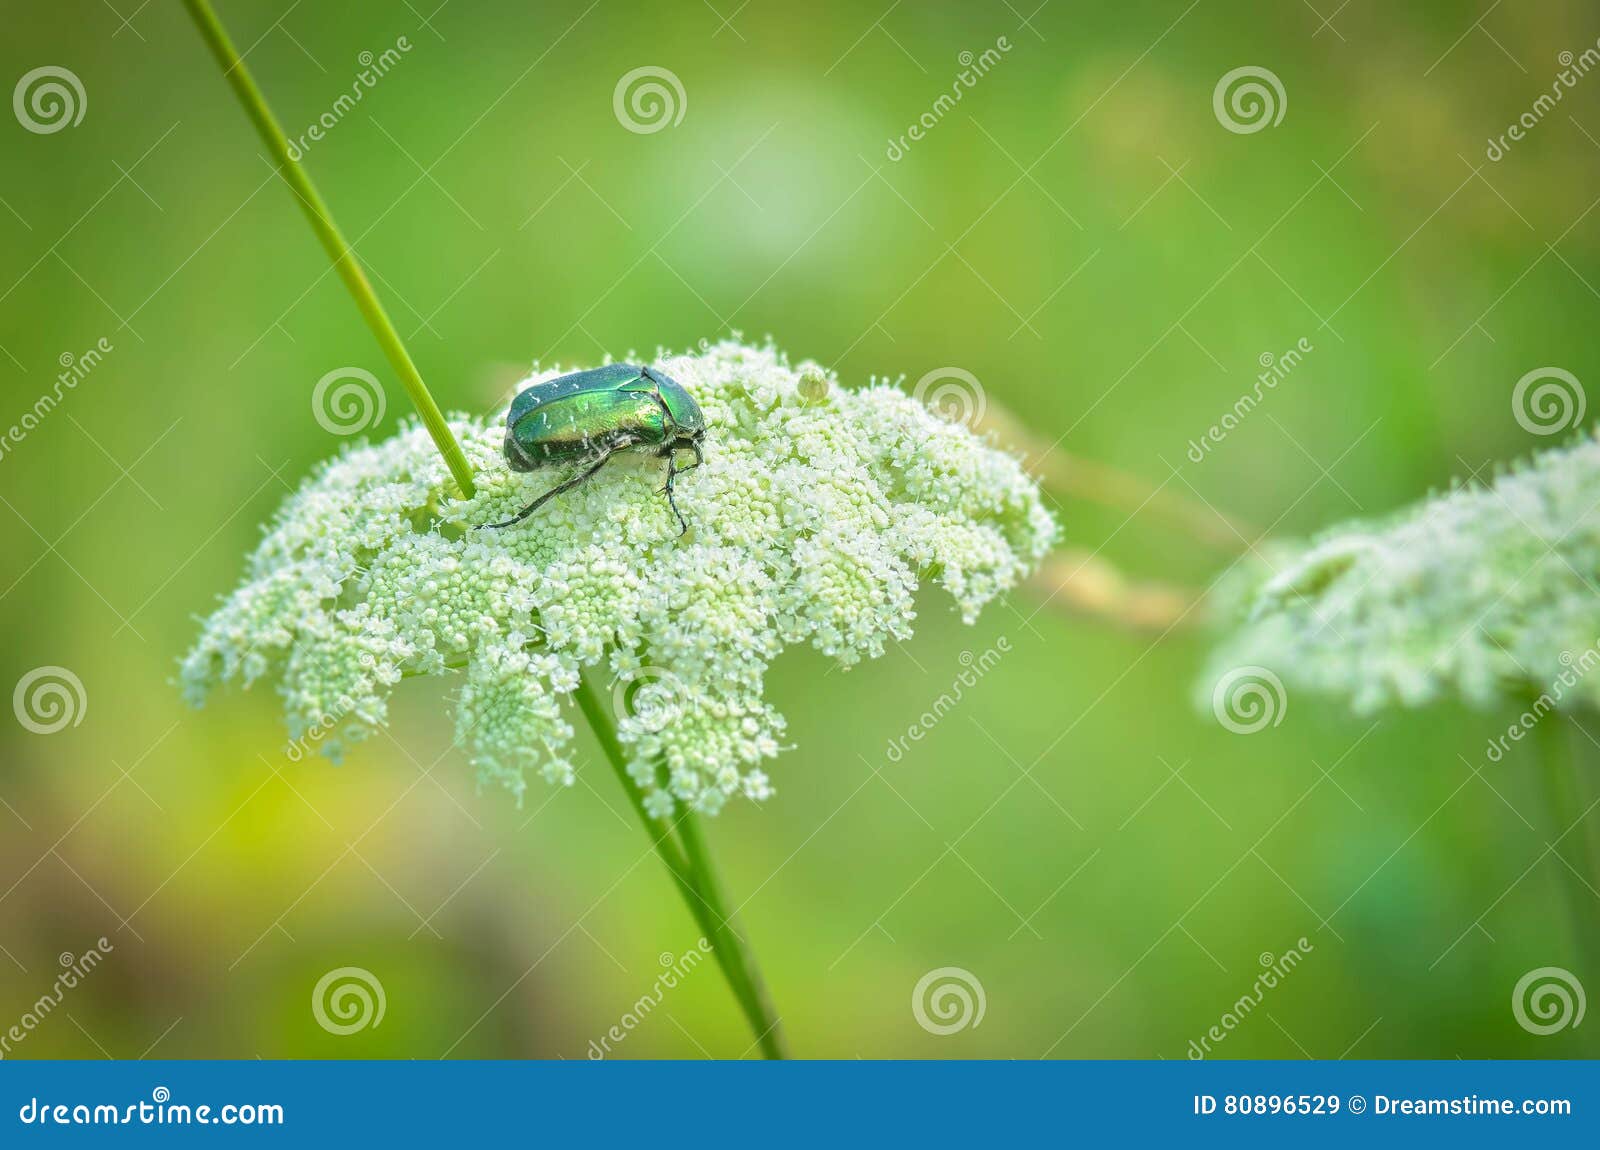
[180,0,476,499]
[675,808,789,1059]
[573,676,787,1058]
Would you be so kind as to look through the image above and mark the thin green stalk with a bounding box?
[574,676,787,1057]
[181,0,476,498]
[676,810,789,1059]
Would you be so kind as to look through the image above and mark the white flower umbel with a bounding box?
[182,341,1057,814]
[1204,429,1600,715]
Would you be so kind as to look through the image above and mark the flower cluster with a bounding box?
[182,342,1056,814]
[1204,429,1600,715]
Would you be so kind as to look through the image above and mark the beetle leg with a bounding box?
[478,449,620,530]
[658,441,702,482]
[658,449,689,538]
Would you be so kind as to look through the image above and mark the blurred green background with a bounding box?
[2,0,1598,1059]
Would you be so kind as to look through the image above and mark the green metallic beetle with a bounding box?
[479,363,707,535]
